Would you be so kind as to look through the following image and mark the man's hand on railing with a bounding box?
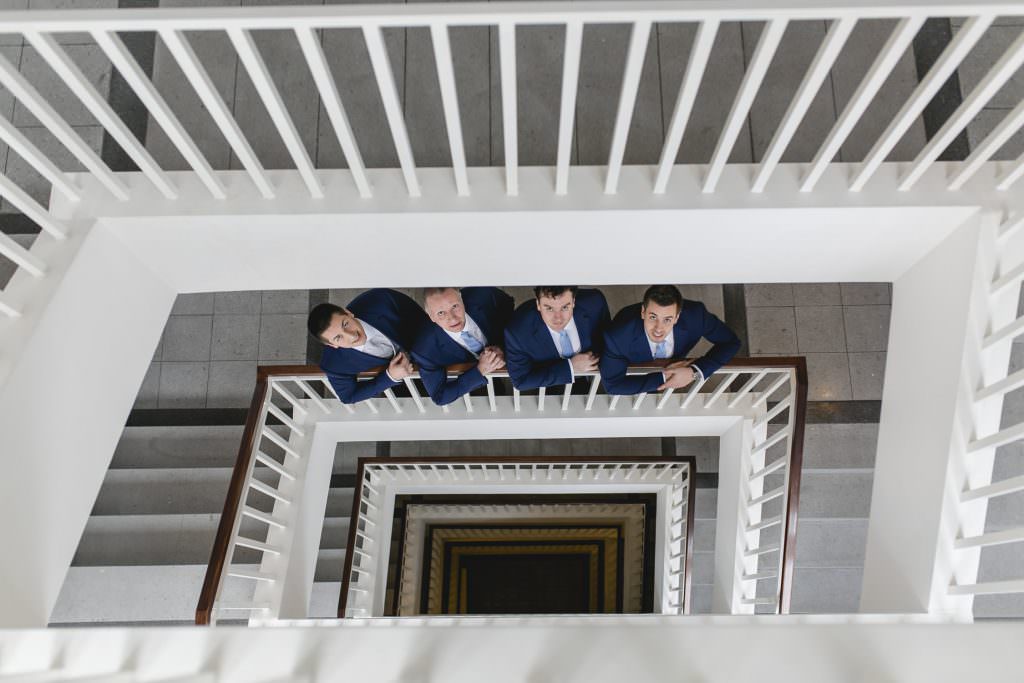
[477,346,505,375]
[658,360,698,391]
[386,352,416,381]
[570,351,600,374]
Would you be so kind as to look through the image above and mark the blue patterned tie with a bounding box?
[654,341,668,359]
[558,330,574,358]
[460,330,484,354]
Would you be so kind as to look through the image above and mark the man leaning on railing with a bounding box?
[504,285,610,390]
[307,288,428,404]
[410,287,514,406]
[600,285,741,395]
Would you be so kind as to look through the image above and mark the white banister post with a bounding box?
[712,417,757,614]
[272,410,335,619]
[861,211,1015,617]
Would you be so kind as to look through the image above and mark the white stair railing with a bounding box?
[341,457,695,618]
[949,212,1024,603]
[0,1,1021,328]
[197,357,806,623]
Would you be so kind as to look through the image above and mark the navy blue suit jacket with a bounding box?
[410,287,514,406]
[504,288,610,390]
[600,300,740,395]
[320,288,429,404]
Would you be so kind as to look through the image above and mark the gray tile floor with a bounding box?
[745,283,890,401]
[136,282,890,409]
[138,289,309,409]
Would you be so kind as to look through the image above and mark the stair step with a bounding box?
[308,581,341,618]
[74,514,253,566]
[326,487,355,518]
[50,565,258,624]
[91,468,279,515]
[316,548,347,583]
[320,517,352,550]
[111,426,245,469]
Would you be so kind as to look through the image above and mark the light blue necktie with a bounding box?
[654,341,668,359]
[558,330,574,358]
[460,330,484,354]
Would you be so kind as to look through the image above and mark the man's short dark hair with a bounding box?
[308,302,345,341]
[534,286,578,301]
[642,285,683,311]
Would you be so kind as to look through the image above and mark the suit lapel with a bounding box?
[435,326,473,362]
[575,306,592,348]
[630,318,654,361]
[531,311,559,357]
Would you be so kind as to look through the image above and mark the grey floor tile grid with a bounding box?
[745,283,891,401]
[0,1,1021,219]
[137,289,311,408]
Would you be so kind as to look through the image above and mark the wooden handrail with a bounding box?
[195,373,270,624]
[683,454,698,615]
[337,455,698,618]
[197,357,806,622]
[778,356,807,615]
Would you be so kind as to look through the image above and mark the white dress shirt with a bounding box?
[548,317,582,379]
[444,314,487,357]
[354,320,397,359]
[647,330,674,359]
[648,330,703,382]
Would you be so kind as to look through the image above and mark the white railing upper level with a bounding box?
[0,1,1023,319]
[948,214,1024,602]
[196,357,806,624]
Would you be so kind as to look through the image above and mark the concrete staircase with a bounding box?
[53,425,358,624]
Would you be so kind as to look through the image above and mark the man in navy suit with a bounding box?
[504,286,610,390]
[307,288,429,404]
[600,284,740,395]
[411,287,515,406]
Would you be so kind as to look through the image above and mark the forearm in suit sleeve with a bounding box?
[505,329,572,390]
[599,333,663,395]
[419,362,487,406]
[327,369,399,404]
[692,307,742,377]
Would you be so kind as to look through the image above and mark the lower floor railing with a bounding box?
[196,357,807,624]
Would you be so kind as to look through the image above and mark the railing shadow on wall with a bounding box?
[195,356,807,624]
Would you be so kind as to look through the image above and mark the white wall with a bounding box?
[61,165,989,292]
[860,211,1009,615]
[0,227,176,627]
[5,618,1024,682]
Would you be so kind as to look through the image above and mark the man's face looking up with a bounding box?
[641,301,680,344]
[536,290,575,332]
[321,310,366,349]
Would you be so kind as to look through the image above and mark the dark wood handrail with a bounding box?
[197,357,806,622]
[683,454,698,615]
[195,373,270,625]
[778,356,807,615]
[337,455,698,618]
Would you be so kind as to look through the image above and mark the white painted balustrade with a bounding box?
[198,358,806,624]
[0,1,1023,323]
[947,212,1024,603]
